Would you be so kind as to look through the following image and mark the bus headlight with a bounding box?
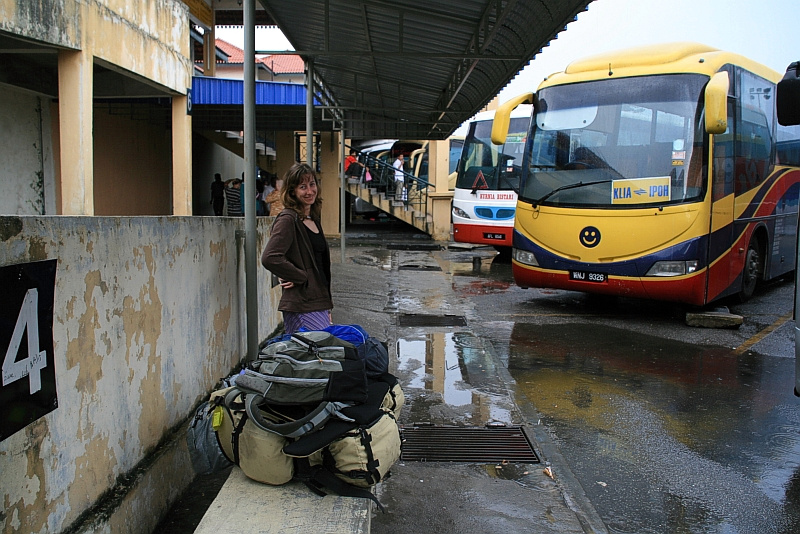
[513,248,539,266]
[645,260,699,277]
[453,206,470,219]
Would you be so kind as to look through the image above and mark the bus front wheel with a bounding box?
[739,239,762,302]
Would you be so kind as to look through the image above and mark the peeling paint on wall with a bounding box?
[0,217,23,241]
[0,216,280,534]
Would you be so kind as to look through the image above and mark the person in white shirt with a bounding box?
[393,153,405,199]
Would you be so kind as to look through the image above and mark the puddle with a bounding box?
[395,331,514,426]
[507,321,800,533]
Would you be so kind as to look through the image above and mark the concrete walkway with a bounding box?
[193,467,371,534]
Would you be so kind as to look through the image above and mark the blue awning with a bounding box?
[192,77,314,106]
[190,77,326,131]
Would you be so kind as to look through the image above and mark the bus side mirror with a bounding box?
[492,92,534,145]
[778,62,800,126]
[705,71,729,135]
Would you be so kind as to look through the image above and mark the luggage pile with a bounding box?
[187,325,403,511]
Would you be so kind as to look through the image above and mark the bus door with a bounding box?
[706,99,737,301]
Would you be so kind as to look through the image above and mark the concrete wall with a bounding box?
[1,0,193,217]
[1,0,190,94]
[0,215,281,534]
[0,85,56,216]
[88,0,191,94]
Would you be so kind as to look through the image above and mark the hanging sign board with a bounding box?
[1,260,58,442]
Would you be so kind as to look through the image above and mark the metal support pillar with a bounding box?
[306,59,314,167]
[243,0,258,361]
[339,124,346,262]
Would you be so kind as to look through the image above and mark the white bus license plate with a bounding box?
[570,271,606,283]
[483,233,506,240]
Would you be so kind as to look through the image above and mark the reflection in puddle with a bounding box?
[399,337,470,406]
[396,332,513,425]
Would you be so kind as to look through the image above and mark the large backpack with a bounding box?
[235,331,368,437]
[206,329,403,511]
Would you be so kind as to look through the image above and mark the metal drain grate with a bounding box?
[398,314,467,327]
[401,425,540,463]
[398,265,442,271]
[387,243,441,251]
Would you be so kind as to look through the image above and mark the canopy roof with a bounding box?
[258,0,592,140]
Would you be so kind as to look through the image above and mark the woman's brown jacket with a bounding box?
[261,209,333,313]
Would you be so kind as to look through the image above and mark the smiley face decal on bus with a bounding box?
[579,226,601,248]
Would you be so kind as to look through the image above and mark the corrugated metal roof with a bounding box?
[193,77,310,105]
[257,0,593,140]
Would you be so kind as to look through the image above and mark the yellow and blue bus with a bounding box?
[452,106,532,251]
[492,42,800,306]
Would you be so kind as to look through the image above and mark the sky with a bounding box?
[497,0,800,103]
[215,0,800,120]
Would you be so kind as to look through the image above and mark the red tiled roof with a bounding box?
[212,39,303,76]
[215,39,244,63]
[260,54,304,74]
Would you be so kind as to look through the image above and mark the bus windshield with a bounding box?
[523,74,708,208]
[456,115,531,191]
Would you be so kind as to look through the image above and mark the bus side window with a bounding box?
[713,101,735,201]
[735,71,775,195]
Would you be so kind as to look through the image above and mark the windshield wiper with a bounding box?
[530,179,613,208]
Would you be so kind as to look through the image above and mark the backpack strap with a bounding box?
[282,418,357,457]
[229,412,247,465]
[356,427,382,485]
[244,394,354,438]
[293,458,387,513]
[220,389,248,465]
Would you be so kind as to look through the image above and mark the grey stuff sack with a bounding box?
[187,400,233,475]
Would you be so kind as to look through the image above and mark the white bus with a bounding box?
[452,105,532,253]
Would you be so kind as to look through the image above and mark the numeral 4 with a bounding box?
[3,288,47,394]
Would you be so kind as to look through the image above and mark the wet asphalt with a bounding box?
[158,219,800,533]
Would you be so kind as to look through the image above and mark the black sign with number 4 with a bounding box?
[1,259,58,442]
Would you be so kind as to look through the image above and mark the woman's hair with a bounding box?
[281,162,323,219]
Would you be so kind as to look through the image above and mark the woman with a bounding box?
[261,162,333,334]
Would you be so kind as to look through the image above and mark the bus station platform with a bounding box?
[192,467,371,534]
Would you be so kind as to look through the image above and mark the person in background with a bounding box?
[344,148,364,179]
[256,177,268,216]
[262,173,277,214]
[224,177,243,216]
[262,173,276,198]
[210,173,225,216]
[393,153,405,199]
[261,162,333,334]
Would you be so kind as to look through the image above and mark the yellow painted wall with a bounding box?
[88,0,192,94]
